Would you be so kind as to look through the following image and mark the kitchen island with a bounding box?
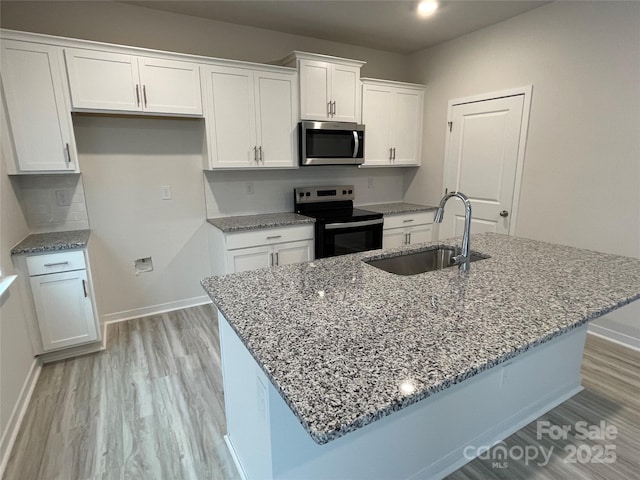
[201,233,640,479]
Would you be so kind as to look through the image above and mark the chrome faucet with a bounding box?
[434,191,472,273]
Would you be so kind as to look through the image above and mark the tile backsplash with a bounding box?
[12,174,90,232]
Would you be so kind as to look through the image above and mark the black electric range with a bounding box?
[294,185,383,258]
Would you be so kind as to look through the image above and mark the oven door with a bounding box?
[316,218,383,258]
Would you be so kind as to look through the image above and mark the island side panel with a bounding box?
[218,310,588,480]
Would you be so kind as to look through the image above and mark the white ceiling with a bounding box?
[121,1,549,54]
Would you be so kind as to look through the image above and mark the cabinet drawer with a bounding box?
[27,250,86,276]
[383,212,434,230]
[225,225,314,251]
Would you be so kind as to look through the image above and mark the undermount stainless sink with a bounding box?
[364,246,489,276]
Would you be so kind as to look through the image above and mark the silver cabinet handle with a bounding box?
[253,146,258,163]
[325,218,383,230]
[403,219,414,223]
[65,143,71,166]
[327,101,332,117]
[331,101,336,115]
[393,147,396,160]
[44,261,69,267]
[259,146,263,163]
[142,85,148,107]
[135,84,140,106]
[352,131,359,158]
[404,233,408,245]
[270,252,274,267]
[266,235,282,240]
[274,251,279,266]
[389,147,393,161]
[408,232,412,244]
[82,279,88,298]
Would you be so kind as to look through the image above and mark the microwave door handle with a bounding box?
[352,131,359,158]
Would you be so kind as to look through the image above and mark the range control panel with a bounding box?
[294,185,354,204]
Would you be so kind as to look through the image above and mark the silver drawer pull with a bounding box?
[266,235,282,240]
[403,219,415,223]
[44,261,69,267]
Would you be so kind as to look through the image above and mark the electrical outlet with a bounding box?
[161,185,172,200]
[367,177,374,189]
[246,182,255,195]
[55,190,71,206]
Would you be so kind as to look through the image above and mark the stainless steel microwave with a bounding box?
[298,121,365,166]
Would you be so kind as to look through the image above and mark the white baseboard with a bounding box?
[102,295,212,325]
[587,326,640,352]
[0,358,41,478]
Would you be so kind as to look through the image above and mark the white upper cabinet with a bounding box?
[283,52,365,123]
[1,40,78,173]
[201,64,297,169]
[65,48,202,116]
[361,79,425,167]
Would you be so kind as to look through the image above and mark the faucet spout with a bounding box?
[434,191,472,273]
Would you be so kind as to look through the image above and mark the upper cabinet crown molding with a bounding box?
[282,51,365,123]
[361,78,425,168]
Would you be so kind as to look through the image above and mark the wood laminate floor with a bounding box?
[4,306,639,479]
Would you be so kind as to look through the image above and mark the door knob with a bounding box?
[499,210,509,217]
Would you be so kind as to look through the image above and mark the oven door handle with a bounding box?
[352,131,359,158]
[325,218,383,230]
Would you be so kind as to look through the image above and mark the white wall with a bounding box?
[74,115,211,322]
[404,1,640,344]
[405,1,640,258]
[0,0,411,82]
[205,168,405,218]
[0,106,38,472]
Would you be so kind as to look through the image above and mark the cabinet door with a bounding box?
[331,64,360,123]
[392,88,423,166]
[203,66,258,168]
[30,270,98,351]
[407,224,433,245]
[361,84,393,166]
[383,228,408,249]
[65,48,141,112]
[298,60,330,121]
[254,71,296,168]
[138,57,202,115]
[275,240,313,266]
[1,41,77,172]
[227,245,273,273]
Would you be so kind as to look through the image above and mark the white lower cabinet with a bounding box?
[210,224,314,275]
[382,212,434,249]
[25,250,100,352]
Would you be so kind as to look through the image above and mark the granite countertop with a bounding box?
[11,229,91,255]
[360,202,437,216]
[207,212,315,232]
[201,233,640,445]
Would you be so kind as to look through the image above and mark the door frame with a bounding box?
[442,85,533,236]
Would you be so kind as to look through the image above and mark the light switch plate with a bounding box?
[161,185,172,200]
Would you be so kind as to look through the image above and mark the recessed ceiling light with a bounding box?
[417,0,439,17]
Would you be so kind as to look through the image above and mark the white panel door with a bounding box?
[299,60,330,120]
[205,66,257,168]
[254,71,296,167]
[392,89,423,166]
[65,48,141,112]
[30,270,98,351]
[275,240,313,266]
[441,95,525,239]
[362,84,393,165]
[227,245,272,273]
[331,64,360,122]
[1,41,77,172]
[138,57,202,115]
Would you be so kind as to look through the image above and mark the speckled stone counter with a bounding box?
[207,212,314,232]
[11,229,91,255]
[201,233,640,445]
[360,202,437,216]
